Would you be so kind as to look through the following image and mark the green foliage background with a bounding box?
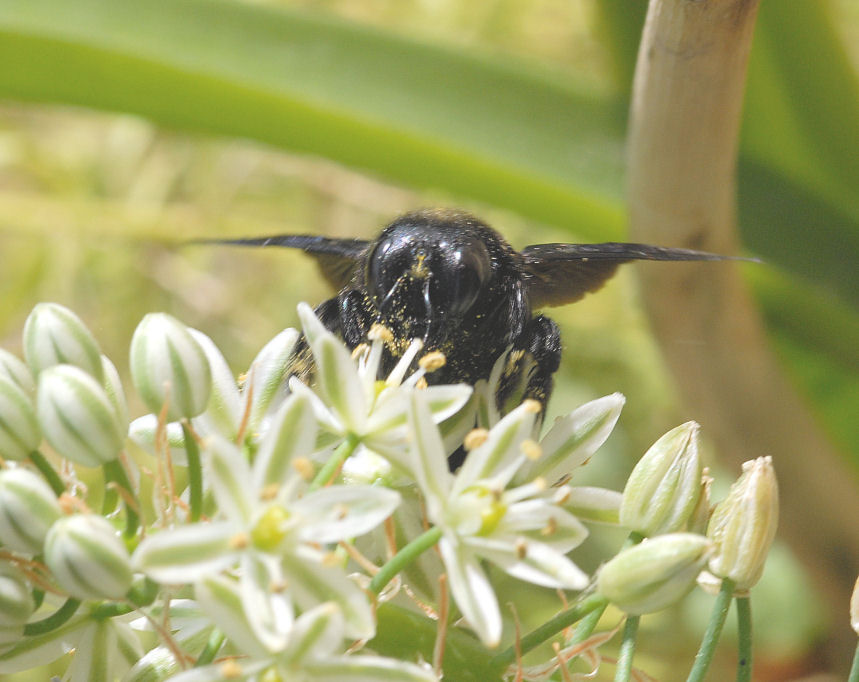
[0,0,856,678]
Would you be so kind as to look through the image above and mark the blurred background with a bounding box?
[0,0,857,679]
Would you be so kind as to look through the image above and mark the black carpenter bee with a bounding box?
[207,209,740,463]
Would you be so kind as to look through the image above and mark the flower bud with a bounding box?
[188,329,242,440]
[37,365,125,467]
[0,376,41,461]
[597,532,711,615]
[128,415,188,465]
[707,456,778,590]
[0,564,35,627]
[130,313,212,422]
[620,421,702,536]
[44,514,133,600]
[23,302,103,381]
[248,328,300,430]
[101,355,129,435]
[0,467,62,554]
[0,348,35,395]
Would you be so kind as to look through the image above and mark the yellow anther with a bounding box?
[419,351,447,372]
[464,428,489,451]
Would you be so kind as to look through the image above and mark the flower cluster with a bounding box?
[0,302,779,681]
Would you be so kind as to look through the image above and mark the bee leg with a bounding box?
[519,314,562,418]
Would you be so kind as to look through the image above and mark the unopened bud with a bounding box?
[0,467,62,553]
[597,532,711,615]
[0,564,35,627]
[37,365,125,467]
[0,349,35,395]
[45,514,133,600]
[23,303,103,381]
[100,355,129,435]
[707,456,778,590]
[0,376,41,461]
[620,422,702,536]
[130,313,212,422]
[851,576,859,636]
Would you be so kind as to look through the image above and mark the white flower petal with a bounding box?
[289,378,343,435]
[296,485,400,543]
[453,401,536,495]
[133,522,239,584]
[282,602,343,663]
[195,575,271,659]
[240,553,293,652]
[305,656,438,682]
[560,485,622,525]
[248,327,300,430]
[467,535,589,590]
[205,436,254,524]
[297,303,366,430]
[0,612,87,674]
[408,392,452,510]
[438,535,501,648]
[502,500,589,554]
[283,547,375,640]
[253,391,318,490]
[517,393,624,485]
[189,329,243,440]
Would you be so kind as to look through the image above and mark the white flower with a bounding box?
[134,391,400,643]
[168,595,437,682]
[407,391,590,648]
[291,303,472,474]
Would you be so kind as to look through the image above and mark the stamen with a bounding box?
[515,538,528,560]
[419,351,447,372]
[522,399,542,414]
[464,428,489,451]
[520,439,542,460]
[292,457,314,481]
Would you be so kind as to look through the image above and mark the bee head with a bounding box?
[366,210,496,342]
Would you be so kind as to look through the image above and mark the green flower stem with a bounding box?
[491,593,609,669]
[196,628,225,666]
[28,450,64,496]
[686,578,735,682]
[613,615,640,682]
[181,420,203,523]
[570,601,607,644]
[103,458,140,539]
[735,596,752,682]
[849,640,859,682]
[309,434,359,491]
[23,597,81,635]
[91,601,133,620]
[369,525,443,595]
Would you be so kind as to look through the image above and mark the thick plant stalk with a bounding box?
[627,0,859,667]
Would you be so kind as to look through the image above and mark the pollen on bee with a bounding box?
[292,457,315,481]
[521,439,542,460]
[351,343,370,360]
[464,428,489,451]
[522,399,542,414]
[368,324,394,344]
[419,350,447,372]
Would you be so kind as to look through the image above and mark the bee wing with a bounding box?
[521,242,748,308]
[195,235,371,291]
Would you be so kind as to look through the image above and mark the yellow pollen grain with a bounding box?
[464,428,489,451]
[368,324,394,344]
[260,483,280,501]
[321,551,341,567]
[515,538,528,560]
[269,578,288,594]
[521,439,542,460]
[416,376,428,390]
[523,399,542,414]
[540,517,558,536]
[229,532,250,550]
[419,351,447,372]
[553,487,572,505]
[292,457,314,481]
[219,660,243,678]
